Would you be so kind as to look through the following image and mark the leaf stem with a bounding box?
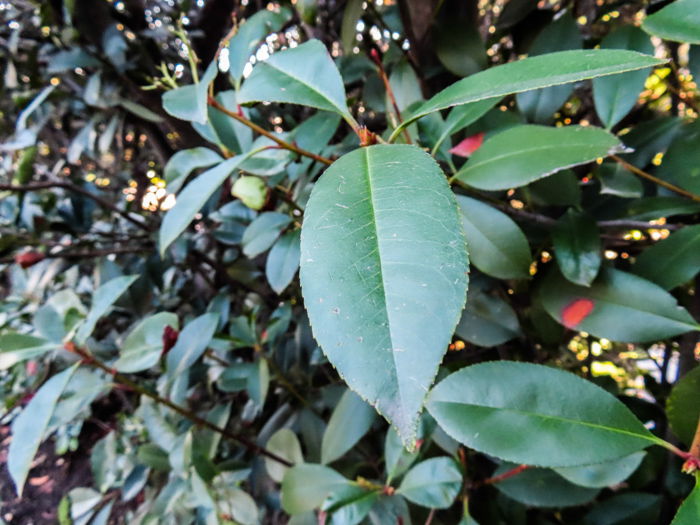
[611,154,700,203]
[207,96,333,166]
[477,464,529,487]
[65,343,293,467]
[370,50,413,145]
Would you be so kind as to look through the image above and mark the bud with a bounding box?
[162,325,179,356]
[15,250,45,269]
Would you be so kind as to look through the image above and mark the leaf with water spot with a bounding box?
[300,144,468,445]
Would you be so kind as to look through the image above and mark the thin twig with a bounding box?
[370,50,413,144]
[478,464,529,487]
[611,155,700,203]
[207,97,334,166]
[66,343,293,467]
[0,182,153,231]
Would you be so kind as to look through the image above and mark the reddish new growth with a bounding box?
[161,325,179,356]
[15,250,45,269]
[449,132,485,157]
[561,298,594,329]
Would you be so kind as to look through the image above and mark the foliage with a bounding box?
[1,0,700,523]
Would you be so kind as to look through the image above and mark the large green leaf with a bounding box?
[321,389,376,464]
[397,457,462,509]
[667,366,700,445]
[391,49,665,140]
[238,39,354,124]
[553,451,646,488]
[457,195,531,279]
[8,364,78,496]
[0,333,60,370]
[427,361,659,467]
[114,312,179,373]
[642,0,700,44]
[634,225,700,290]
[281,464,349,514]
[654,122,700,199]
[593,26,654,128]
[539,267,699,342]
[454,125,622,190]
[300,144,468,444]
[74,275,138,345]
[552,210,601,287]
[166,313,219,382]
[492,463,600,507]
[671,479,700,524]
[160,156,245,255]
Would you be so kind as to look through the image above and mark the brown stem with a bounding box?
[66,343,293,467]
[370,50,413,145]
[0,245,153,265]
[478,464,529,487]
[207,97,333,166]
[0,182,153,231]
[611,155,700,203]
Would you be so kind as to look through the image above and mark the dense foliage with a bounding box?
[1,0,700,523]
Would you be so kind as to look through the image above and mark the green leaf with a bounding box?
[593,26,654,128]
[232,175,268,211]
[552,210,601,287]
[300,144,468,444]
[642,0,700,44]
[397,457,462,509]
[453,125,622,190]
[435,18,486,78]
[340,0,363,52]
[166,313,219,382]
[206,90,254,154]
[74,275,138,345]
[455,282,521,347]
[160,156,245,256]
[228,8,290,86]
[163,147,223,194]
[242,211,292,258]
[266,230,301,293]
[528,169,582,206]
[391,49,665,140]
[667,366,700,445]
[238,39,354,124]
[671,479,700,524]
[597,162,643,198]
[281,464,349,514]
[427,361,658,467]
[492,463,599,508]
[265,428,304,483]
[162,61,218,124]
[457,195,531,279]
[321,389,376,464]
[580,492,661,525]
[8,364,78,495]
[539,267,699,342]
[634,225,700,290]
[114,312,179,373]
[385,427,420,481]
[431,99,496,155]
[516,14,581,124]
[0,333,59,370]
[654,122,700,195]
[553,451,645,488]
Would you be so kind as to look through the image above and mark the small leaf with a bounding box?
[393,49,665,139]
[449,133,484,157]
[160,156,245,255]
[232,175,268,211]
[242,212,292,258]
[597,162,643,198]
[265,429,304,483]
[540,267,699,342]
[74,275,138,345]
[0,333,59,370]
[266,230,301,294]
[634,224,700,290]
[432,99,496,155]
[456,281,521,347]
[667,366,700,445]
[457,195,531,279]
[552,210,602,287]
[300,144,468,444]
[9,364,78,495]
[427,361,659,467]
[397,457,462,509]
[340,0,364,52]
[281,464,349,514]
[321,389,376,464]
[642,0,700,44]
[671,479,700,524]
[454,125,622,190]
[322,484,379,524]
[238,39,354,123]
[166,313,219,382]
[163,147,223,194]
[553,451,646,488]
[114,312,179,373]
[593,26,654,128]
[493,463,600,508]
[162,61,218,124]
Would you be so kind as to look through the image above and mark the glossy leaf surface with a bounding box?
[642,0,700,44]
[634,224,700,290]
[552,210,601,287]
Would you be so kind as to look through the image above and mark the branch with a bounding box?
[207,97,334,166]
[0,182,153,232]
[66,343,293,467]
[477,464,529,487]
[611,155,700,203]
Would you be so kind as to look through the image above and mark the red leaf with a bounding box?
[561,298,594,329]
[449,132,485,157]
[15,251,45,269]
[161,325,179,356]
